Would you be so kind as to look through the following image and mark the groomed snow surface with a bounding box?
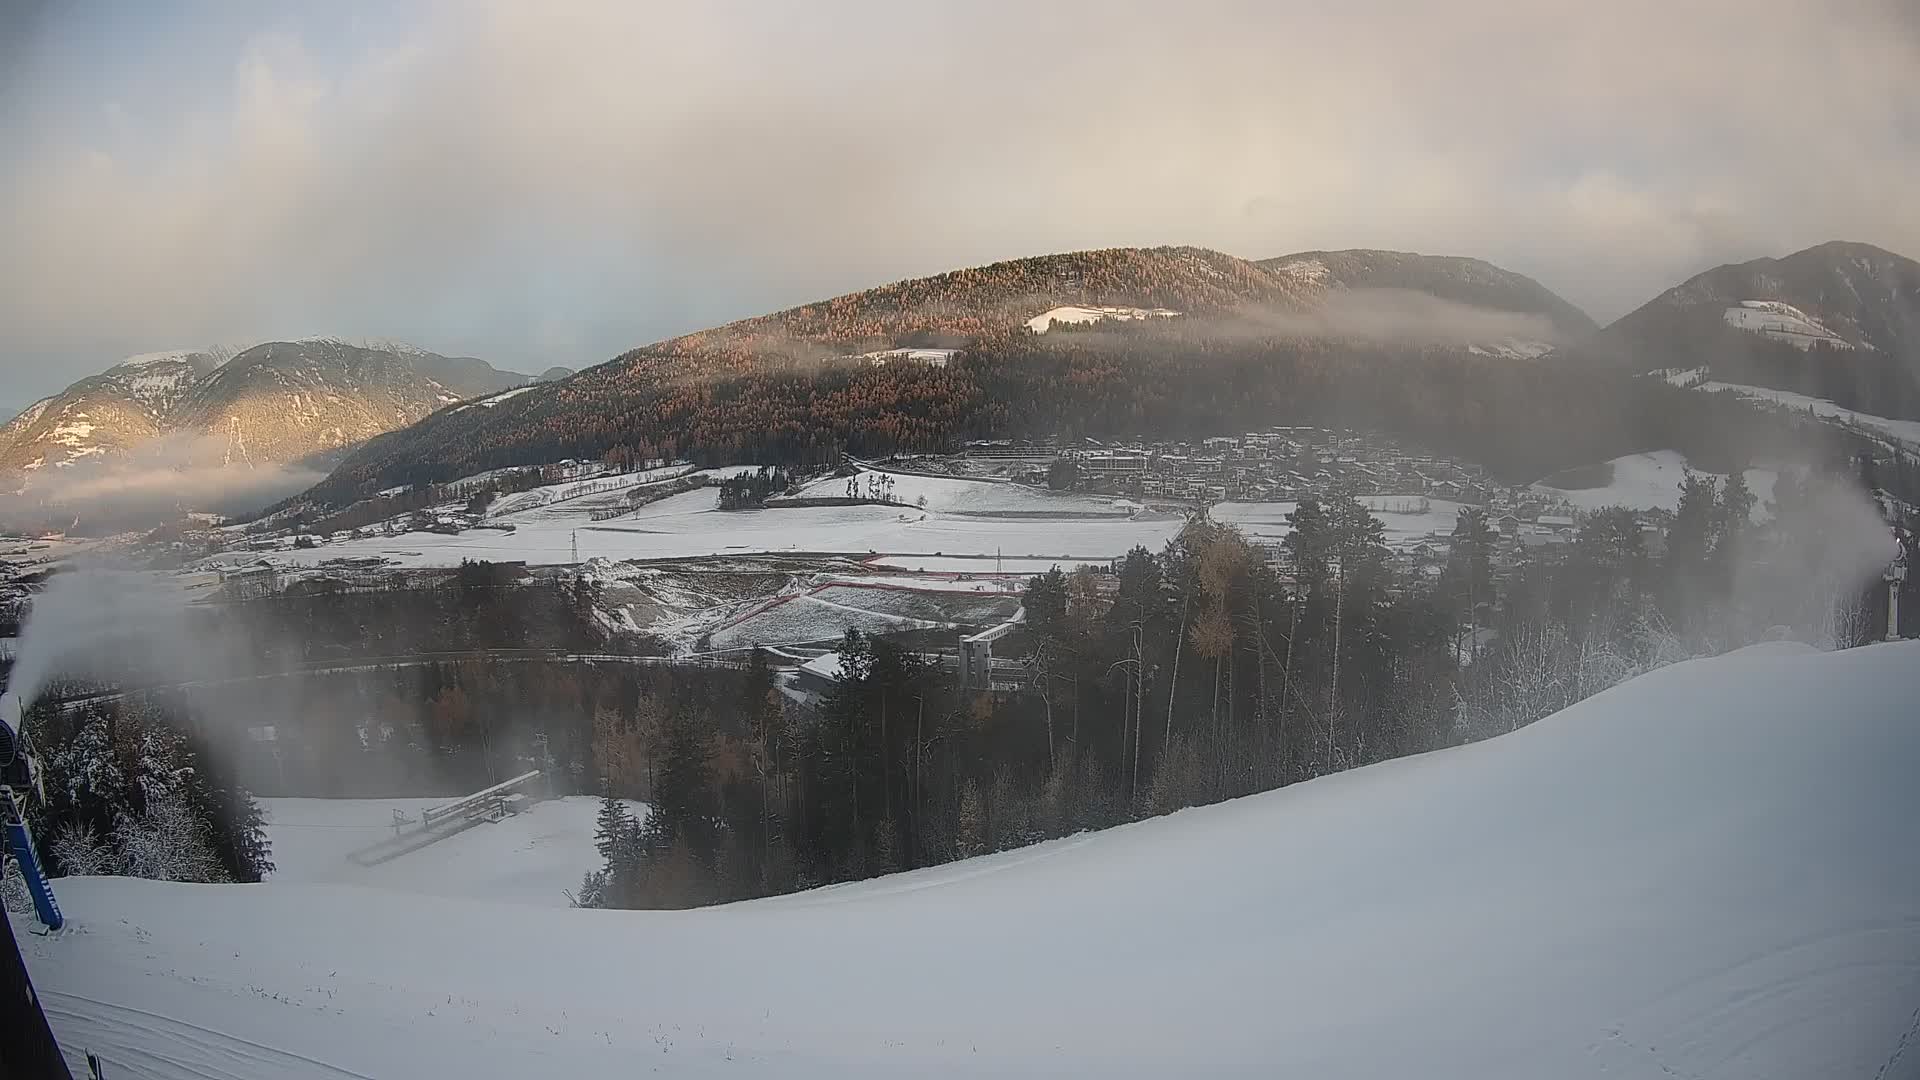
[262,795,636,909]
[24,640,1920,1078]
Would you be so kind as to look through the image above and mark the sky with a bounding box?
[1,0,1916,403]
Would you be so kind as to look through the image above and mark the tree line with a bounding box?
[17,466,1906,904]
[579,463,1908,908]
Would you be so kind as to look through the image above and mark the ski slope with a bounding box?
[262,795,636,909]
[22,641,1920,1078]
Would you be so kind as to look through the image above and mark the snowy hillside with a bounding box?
[1535,450,1777,516]
[23,640,1920,1078]
[1699,380,1920,452]
[1721,300,1855,350]
[1025,304,1180,332]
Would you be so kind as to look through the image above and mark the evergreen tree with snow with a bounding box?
[181,727,273,882]
[653,705,716,870]
[592,784,633,864]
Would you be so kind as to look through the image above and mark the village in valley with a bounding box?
[0,424,1655,709]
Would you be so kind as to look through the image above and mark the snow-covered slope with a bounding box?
[1535,450,1777,516]
[1721,299,1855,350]
[262,795,640,909]
[0,351,221,474]
[23,640,1920,1078]
[1697,380,1920,453]
[1025,304,1181,332]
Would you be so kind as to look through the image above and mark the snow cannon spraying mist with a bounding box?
[0,692,26,792]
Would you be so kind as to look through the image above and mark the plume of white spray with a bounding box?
[6,569,202,714]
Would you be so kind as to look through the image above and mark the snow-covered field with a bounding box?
[1211,498,1470,549]
[1535,450,1777,516]
[1699,380,1920,451]
[707,582,1020,650]
[485,463,700,518]
[29,640,1920,1077]
[1026,305,1180,333]
[262,795,633,909]
[850,347,959,366]
[794,469,1139,517]
[863,554,1113,574]
[275,478,1184,570]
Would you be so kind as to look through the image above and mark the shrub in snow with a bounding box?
[49,820,117,876]
[116,794,230,883]
[1,856,32,916]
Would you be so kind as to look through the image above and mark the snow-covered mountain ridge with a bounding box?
[0,340,533,476]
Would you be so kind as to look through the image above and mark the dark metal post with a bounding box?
[0,906,76,1080]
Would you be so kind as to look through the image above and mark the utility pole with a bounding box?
[571,529,579,565]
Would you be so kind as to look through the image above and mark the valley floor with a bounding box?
[17,641,1920,1078]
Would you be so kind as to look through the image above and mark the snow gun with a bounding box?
[0,691,63,930]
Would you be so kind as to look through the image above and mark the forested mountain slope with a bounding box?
[1259,248,1597,342]
[299,246,1843,507]
[1600,241,1920,418]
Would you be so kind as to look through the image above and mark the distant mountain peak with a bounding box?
[1611,240,1919,353]
[112,349,213,371]
[0,339,537,485]
[1601,239,1920,421]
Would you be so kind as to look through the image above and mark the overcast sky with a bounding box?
[2,0,1916,402]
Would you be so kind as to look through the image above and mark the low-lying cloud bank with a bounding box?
[1,434,327,531]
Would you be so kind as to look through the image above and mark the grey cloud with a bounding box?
[1229,292,1564,349]
[2,0,1916,392]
